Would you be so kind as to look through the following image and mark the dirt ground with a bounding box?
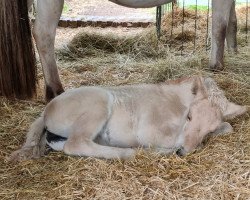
[63,0,155,19]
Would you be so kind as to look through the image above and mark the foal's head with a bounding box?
[177,76,246,156]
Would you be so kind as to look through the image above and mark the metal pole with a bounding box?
[156,6,162,39]
[246,0,249,43]
[206,0,210,51]
[170,1,175,47]
[194,0,198,52]
[181,0,185,55]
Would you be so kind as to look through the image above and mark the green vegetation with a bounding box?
[187,5,209,11]
[62,3,69,13]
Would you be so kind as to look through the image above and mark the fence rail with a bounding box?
[156,0,249,53]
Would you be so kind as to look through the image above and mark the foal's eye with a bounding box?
[187,113,192,121]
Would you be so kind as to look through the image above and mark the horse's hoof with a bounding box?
[209,62,224,72]
[45,84,64,103]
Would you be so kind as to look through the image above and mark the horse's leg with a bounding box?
[27,0,34,9]
[210,0,234,71]
[226,1,237,53]
[33,0,64,102]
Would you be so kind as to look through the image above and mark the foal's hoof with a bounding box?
[123,149,136,160]
[176,147,188,157]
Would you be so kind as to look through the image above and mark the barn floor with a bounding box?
[1,9,250,200]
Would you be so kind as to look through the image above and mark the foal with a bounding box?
[9,76,246,161]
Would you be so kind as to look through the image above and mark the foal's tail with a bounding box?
[8,115,46,162]
[0,0,36,99]
[23,116,46,150]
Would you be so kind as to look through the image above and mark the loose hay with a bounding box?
[58,28,168,61]
[0,8,250,200]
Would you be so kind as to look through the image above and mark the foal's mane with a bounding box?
[204,77,228,113]
[165,76,194,85]
[165,76,205,96]
[165,76,229,113]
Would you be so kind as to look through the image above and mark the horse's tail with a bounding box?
[0,0,36,99]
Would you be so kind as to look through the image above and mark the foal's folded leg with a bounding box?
[64,138,135,159]
[154,147,177,155]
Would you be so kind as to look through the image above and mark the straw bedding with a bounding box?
[0,8,249,200]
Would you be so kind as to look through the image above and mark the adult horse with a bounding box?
[1,0,237,101]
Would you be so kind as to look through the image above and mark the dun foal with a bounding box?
[9,76,246,161]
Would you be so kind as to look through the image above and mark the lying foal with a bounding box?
[9,76,247,161]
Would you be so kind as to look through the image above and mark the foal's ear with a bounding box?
[211,122,233,136]
[223,102,247,120]
[192,76,206,100]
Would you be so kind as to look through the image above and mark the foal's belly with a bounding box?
[96,123,182,150]
[96,108,183,149]
[99,108,140,148]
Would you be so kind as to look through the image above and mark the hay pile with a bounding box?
[0,7,249,200]
[161,7,209,52]
[58,29,169,61]
[237,6,250,32]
